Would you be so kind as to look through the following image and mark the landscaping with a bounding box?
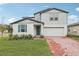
[0,35,52,56]
[67,35,79,41]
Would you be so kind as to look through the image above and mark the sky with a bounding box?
[0,3,79,24]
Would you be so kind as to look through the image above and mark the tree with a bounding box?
[0,24,6,36]
[6,25,13,33]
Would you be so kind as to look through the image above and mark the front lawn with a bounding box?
[0,37,52,56]
[68,35,79,41]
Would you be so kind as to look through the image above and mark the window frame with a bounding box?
[18,25,27,32]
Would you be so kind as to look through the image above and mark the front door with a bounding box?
[36,25,41,35]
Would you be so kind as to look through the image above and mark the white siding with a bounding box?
[12,19,41,36]
[12,24,34,36]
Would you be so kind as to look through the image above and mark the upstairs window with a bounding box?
[50,13,59,21]
[18,25,27,32]
[50,17,53,21]
[55,17,58,21]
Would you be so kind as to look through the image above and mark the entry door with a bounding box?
[36,26,41,35]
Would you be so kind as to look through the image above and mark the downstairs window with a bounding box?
[18,25,27,32]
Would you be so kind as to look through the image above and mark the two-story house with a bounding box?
[10,8,68,36]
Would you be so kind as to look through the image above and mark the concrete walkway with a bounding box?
[45,36,79,56]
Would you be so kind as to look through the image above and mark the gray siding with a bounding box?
[35,13,41,21]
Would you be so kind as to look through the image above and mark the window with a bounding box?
[18,25,27,32]
[50,17,53,20]
[55,17,58,21]
[50,13,59,21]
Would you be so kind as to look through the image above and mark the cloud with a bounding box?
[31,8,37,13]
[68,15,79,24]
[8,18,16,23]
[0,3,7,5]
[0,3,4,5]
[76,7,79,12]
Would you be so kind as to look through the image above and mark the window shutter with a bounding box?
[18,25,20,32]
[25,25,27,32]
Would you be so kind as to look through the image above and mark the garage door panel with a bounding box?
[44,27,64,36]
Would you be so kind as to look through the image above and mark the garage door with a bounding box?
[44,27,64,36]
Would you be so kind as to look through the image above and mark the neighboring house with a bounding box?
[68,22,79,35]
[10,8,68,36]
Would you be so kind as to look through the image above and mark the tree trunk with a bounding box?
[1,31,4,37]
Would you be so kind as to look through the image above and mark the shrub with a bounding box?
[12,35,19,40]
[8,33,13,40]
[21,34,28,40]
[27,34,33,39]
[40,35,44,38]
[19,35,24,39]
[8,34,33,40]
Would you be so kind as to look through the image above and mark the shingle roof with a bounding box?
[34,8,69,15]
[68,22,79,27]
[10,17,44,24]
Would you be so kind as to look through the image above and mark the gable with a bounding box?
[34,8,68,15]
[10,17,44,25]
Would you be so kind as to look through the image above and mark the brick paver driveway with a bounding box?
[45,36,79,56]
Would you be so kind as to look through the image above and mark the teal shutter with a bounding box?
[18,25,20,32]
[25,25,27,32]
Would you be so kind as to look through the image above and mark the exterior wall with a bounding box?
[41,10,67,26]
[34,13,41,21]
[40,10,68,36]
[68,25,79,35]
[12,24,34,36]
[12,9,68,36]
[12,19,41,36]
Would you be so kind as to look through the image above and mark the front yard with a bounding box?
[0,37,52,56]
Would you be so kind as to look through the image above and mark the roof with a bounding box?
[10,17,44,24]
[34,8,69,15]
[22,17,34,19]
[68,22,79,27]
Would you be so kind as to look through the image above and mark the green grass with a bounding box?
[68,35,79,41]
[0,37,52,56]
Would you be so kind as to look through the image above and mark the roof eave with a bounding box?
[68,24,79,27]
